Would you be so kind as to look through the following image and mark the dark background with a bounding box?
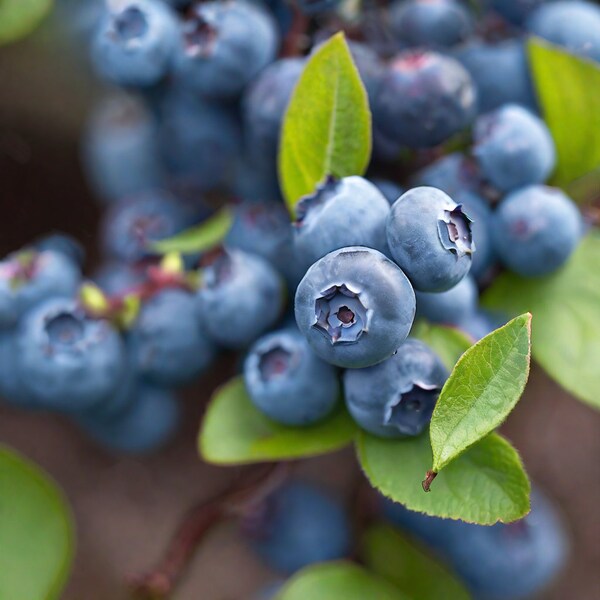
[0,23,599,600]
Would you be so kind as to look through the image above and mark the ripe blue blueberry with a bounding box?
[381,489,568,600]
[91,0,178,87]
[374,50,477,149]
[130,289,216,387]
[93,261,146,295]
[0,331,33,407]
[386,187,474,292]
[454,39,537,114]
[78,383,180,454]
[246,481,351,574]
[294,176,390,271]
[15,298,127,411]
[100,191,196,262]
[371,179,405,205]
[489,0,545,25]
[416,275,478,326]
[33,234,85,269]
[196,249,285,349]
[295,247,416,369]
[492,185,582,277]
[244,328,340,426]
[527,1,600,63]
[0,249,81,330]
[82,94,164,204]
[390,0,474,49]
[413,152,482,199]
[173,0,279,100]
[344,338,448,438]
[473,104,556,192]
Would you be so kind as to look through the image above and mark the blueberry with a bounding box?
[246,481,351,574]
[82,94,164,204]
[473,104,556,193]
[100,191,196,262]
[173,0,279,100]
[413,152,482,199]
[196,249,285,349]
[0,331,33,407]
[381,489,568,600]
[373,50,477,149]
[33,233,85,269]
[371,178,405,205]
[93,261,147,295]
[527,1,600,63]
[454,38,537,114]
[295,247,415,369]
[244,328,340,426]
[130,289,216,387]
[390,0,474,49]
[294,176,390,271]
[416,275,478,326]
[242,57,304,169]
[91,0,178,87]
[294,0,341,15]
[158,91,242,192]
[344,338,447,438]
[386,187,474,292]
[489,0,545,25]
[0,250,81,330]
[492,185,582,277]
[15,298,127,411]
[79,383,180,454]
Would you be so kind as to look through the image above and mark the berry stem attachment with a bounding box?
[422,470,438,493]
[127,463,290,599]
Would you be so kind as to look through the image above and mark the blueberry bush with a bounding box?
[1,0,599,599]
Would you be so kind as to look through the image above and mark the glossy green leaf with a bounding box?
[430,314,531,473]
[151,207,233,254]
[483,234,600,410]
[199,377,357,465]
[276,561,410,600]
[362,524,471,600]
[356,431,530,525]
[279,32,371,215]
[0,446,74,600]
[0,0,52,45]
[528,38,600,189]
[411,321,472,371]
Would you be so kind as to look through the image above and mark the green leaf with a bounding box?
[151,207,233,254]
[483,234,600,410]
[279,32,371,215]
[0,446,74,600]
[276,561,410,600]
[199,377,357,465]
[528,38,600,189]
[429,314,532,474]
[362,524,471,600]
[411,321,472,371]
[356,431,530,525]
[0,0,52,45]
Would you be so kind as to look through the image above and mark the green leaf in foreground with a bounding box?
[0,0,52,45]
[411,321,472,371]
[429,314,531,476]
[356,431,530,524]
[199,377,357,465]
[528,38,600,189]
[276,561,410,600]
[362,524,471,600]
[279,32,371,215]
[151,207,233,254]
[483,235,600,410]
[0,446,74,600]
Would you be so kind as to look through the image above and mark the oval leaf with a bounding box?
[0,446,74,600]
[356,431,530,525]
[151,207,233,254]
[279,32,372,215]
[430,314,532,474]
[276,561,410,600]
[411,321,472,371]
[483,234,600,410]
[362,524,471,600]
[0,0,52,45]
[528,38,600,190]
[199,377,357,465]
